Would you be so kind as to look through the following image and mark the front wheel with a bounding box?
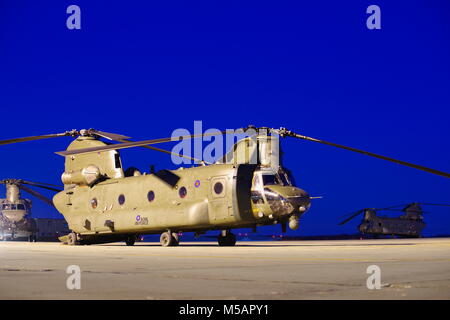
[125,236,136,246]
[218,232,236,246]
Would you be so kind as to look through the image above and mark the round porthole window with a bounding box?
[179,186,187,198]
[118,194,125,205]
[214,182,224,194]
[147,191,155,202]
[90,198,98,209]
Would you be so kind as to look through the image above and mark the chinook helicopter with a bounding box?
[0,127,448,246]
[339,203,450,238]
[0,179,62,241]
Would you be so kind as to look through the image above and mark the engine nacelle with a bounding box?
[61,165,101,186]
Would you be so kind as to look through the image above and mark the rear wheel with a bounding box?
[160,232,174,247]
[67,232,79,246]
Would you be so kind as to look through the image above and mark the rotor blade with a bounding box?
[139,144,211,164]
[419,203,450,207]
[281,129,450,179]
[55,131,227,156]
[0,132,72,146]
[338,209,365,225]
[114,138,211,165]
[379,203,408,210]
[18,185,55,207]
[88,129,131,141]
[20,180,62,192]
[0,179,62,192]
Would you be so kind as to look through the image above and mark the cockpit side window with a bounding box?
[279,173,290,186]
[262,174,284,186]
[262,175,277,185]
[278,168,293,186]
[253,174,262,189]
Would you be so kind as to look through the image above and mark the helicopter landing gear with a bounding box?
[67,232,79,246]
[125,235,135,246]
[218,230,236,246]
[160,231,179,247]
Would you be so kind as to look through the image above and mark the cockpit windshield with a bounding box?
[262,174,281,186]
[1,203,26,210]
[253,168,293,190]
[2,204,13,210]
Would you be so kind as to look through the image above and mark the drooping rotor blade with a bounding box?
[55,131,227,156]
[379,203,408,210]
[0,129,131,147]
[419,203,450,207]
[18,185,55,207]
[279,128,450,179]
[376,208,407,213]
[20,180,62,192]
[112,136,210,165]
[0,132,74,146]
[338,209,365,225]
[140,144,210,164]
[0,179,62,192]
[378,202,450,212]
[87,129,131,141]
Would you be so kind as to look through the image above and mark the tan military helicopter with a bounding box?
[0,127,448,246]
[0,179,61,241]
[339,202,450,238]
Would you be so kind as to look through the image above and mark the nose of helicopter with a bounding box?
[286,188,311,213]
[2,210,26,223]
[264,186,311,217]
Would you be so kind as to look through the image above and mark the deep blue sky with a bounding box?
[0,1,449,236]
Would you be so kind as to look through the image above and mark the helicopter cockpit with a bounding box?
[253,168,293,189]
[251,167,310,221]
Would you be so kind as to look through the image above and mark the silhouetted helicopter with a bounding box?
[339,203,450,238]
[0,179,62,241]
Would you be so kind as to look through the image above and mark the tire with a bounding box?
[67,232,79,246]
[218,235,227,246]
[227,233,236,246]
[125,236,136,246]
[172,232,179,246]
[218,233,236,246]
[160,232,173,247]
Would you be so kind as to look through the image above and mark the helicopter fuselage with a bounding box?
[358,214,425,237]
[53,163,310,244]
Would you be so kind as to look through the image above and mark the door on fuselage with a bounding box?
[208,176,232,222]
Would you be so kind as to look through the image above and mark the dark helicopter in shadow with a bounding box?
[339,202,450,238]
[0,179,62,241]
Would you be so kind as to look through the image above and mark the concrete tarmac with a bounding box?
[1,238,450,300]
